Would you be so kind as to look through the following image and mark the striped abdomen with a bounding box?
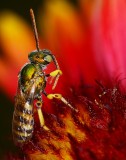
[12,95,34,145]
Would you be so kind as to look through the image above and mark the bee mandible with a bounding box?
[12,9,77,146]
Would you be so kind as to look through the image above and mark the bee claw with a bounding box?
[43,125,50,131]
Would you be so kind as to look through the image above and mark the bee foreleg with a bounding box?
[46,69,62,89]
[46,69,62,77]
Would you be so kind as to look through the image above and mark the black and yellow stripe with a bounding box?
[12,99,34,145]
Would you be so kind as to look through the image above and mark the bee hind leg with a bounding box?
[35,95,49,131]
[44,92,78,112]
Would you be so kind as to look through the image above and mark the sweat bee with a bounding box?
[12,9,77,146]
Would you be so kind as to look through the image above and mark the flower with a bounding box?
[0,0,126,159]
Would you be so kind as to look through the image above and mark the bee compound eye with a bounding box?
[44,55,52,63]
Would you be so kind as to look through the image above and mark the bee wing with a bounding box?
[27,83,36,104]
[15,83,36,108]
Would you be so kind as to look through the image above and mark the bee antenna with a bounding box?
[30,8,40,52]
[51,54,60,89]
[51,54,60,69]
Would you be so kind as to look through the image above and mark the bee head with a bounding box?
[28,49,53,65]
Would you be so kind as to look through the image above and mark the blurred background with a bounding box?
[1,0,126,159]
[0,0,84,158]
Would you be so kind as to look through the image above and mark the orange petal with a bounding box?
[79,0,97,20]
[38,0,99,86]
[38,0,84,50]
[0,11,35,68]
[0,59,18,100]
